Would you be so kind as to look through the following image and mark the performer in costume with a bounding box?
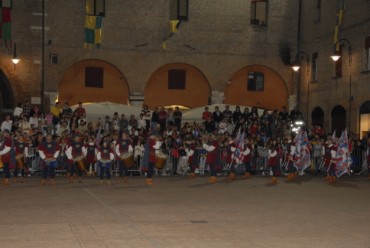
[0,130,14,185]
[66,134,87,183]
[115,132,133,183]
[97,138,114,185]
[13,134,29,183]
[322,137,334,181]
[286,134,297,181]
[38,134,60,185]
[242,138,253,179]
[226,137,238,180]
[203,133,220,183]
[142,135,162,186]
[85,136,97,177]
[268,144,279,184]
[186,138,198,178]
[327,138,337,184]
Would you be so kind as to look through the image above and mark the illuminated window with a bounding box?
[250,0,267,26]
[247,72,264,91]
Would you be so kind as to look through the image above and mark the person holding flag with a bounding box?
[286,133,297,181]
[333,129,352,183]
[242,137,253,179]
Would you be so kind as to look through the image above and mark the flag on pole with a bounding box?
[1,7,12,48]
[294,130,311,172]
[233,128,245,163]
[335,129,352,177]
[84,15,103,49]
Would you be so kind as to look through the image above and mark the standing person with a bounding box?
[226,136,238,180]
[202,106,212,121]
[142,135,162,186]
[13,102,23,118]
[173,106,182,131]
[1,114,13,132]
[51,102,62,128]
[286,134,297,181]
[22,100,32,119]
[85,136,97,176]
[141,104,151,133]
[203,133,220,183]
[0,130,14,185]
[212,106,224,130]
[74,102,86,119]
[268,144,279,184]
[13,134,29,183]
[150,107,160,133]
[97,138,114,185]
[242,137,253,179]
[186,138,198,178]
[61,102,73,119]
[222,105,233,122]
[158,107,168,134]
[38,134,60,185]
[115,132,133,183]
[326,138,338,184]
[66,134,87,183]
[232,106,241,125]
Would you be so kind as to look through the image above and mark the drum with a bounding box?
[16,155,25,169]
[121,152,135,168]
[155,153,167,170]
[0,155,3,169]
[75,156,87,171]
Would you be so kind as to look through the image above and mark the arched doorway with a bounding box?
[331,105,346,134]
[144,63,211,109]
[0,69,15,115]
[224,65,289,110]
[58,59,129,105]
[359,101,370,138]
[311,107,324,128]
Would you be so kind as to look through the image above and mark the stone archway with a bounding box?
[224,65,289,110]
[311,106,324,127]
[331,105,346,134]
[144,63,211,109]
[58,59,129,105]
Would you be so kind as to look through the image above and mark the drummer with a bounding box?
[13,134,29,183]
[97,137,115,185]
[38,134,60,185]
[115,132,133,183]
[85,136,97,177]
[0,129,14,186]
[143,134,162,186]
[66,134,87,183]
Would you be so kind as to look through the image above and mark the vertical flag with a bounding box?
[84,15,103,49]
[333,0,345,51]
[294,130,311,172]
[234,128,245,163]
[1,7,12,47]
[335,129,352,177]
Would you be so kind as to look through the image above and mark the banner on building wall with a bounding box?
[84,15,103,49]
[333,0,346,51]
[0,7,11,48]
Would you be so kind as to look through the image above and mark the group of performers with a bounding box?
[0,128,369,186]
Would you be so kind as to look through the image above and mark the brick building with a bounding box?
[0,0,369,135]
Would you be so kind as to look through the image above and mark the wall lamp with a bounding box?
[330,38,352,66]
[291,51,310,74]
[11,43,20,65]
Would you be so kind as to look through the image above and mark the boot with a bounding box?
[50,179,55,185]
[41,179,46,186]
[189,172,196,178]
[286,173,293,181]
[271,176,278,184]
[107,179,111,185]
[242,172,251,179]
[331,176,336,184]
[208,176,217,183]
[325,175,330,181]
[228,173,236,180]
[146,178,154,186]
[3,178,9,186]
[123,177,128,183]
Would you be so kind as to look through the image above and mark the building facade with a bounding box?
[0,0,369,135]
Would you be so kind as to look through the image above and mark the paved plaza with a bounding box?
[0,174,370,248]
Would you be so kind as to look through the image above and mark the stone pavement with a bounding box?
[0,174,370,248]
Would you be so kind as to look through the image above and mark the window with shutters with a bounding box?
[250,0,268,26]
[85,66,104,88]
[168,69,186,89]
[170,0,189,21]
[86,0,105,16]
[247,72,264,91]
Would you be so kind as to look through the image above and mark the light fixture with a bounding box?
[291,51,309,73]
[331,38,352,65]
[330,54,341,62]
[11,43,20,65]
[292,65,300,72]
